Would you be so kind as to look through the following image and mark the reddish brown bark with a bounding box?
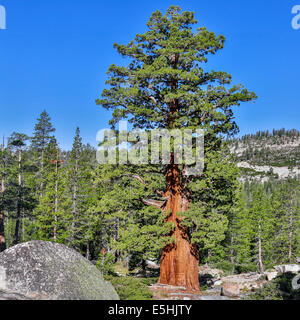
[158,160,200,291]
[155,53,200,290]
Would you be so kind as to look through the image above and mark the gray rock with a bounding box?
[274,264,300,274]
[0,241,119,300]
[0,289,34,300]
[146,260,160,269]
[201,295,234,300]
[198,264,224,280]
[220,273,265,292]
[265,271,278,281]
[221,282,240,297]
[213,280,223,287]
[204,288,221,295]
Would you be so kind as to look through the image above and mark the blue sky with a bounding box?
[0,0,299,149]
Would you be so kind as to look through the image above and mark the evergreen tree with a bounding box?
[96,6,256,289]
[7,132,29,244]
[182,146,240,267]
[66,128,97,257]
[229,186,254,272]
[32,138,71,242]
[92,164,166,272]
[30,110,56,197]
[248,184,276,273]
[272,179,300,264]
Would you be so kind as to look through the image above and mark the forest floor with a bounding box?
[148,283,235,300]
[108,263,238,300]
[107,263,271,300]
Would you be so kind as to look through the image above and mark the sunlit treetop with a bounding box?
[97,6,257,136]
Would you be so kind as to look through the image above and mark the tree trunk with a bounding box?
[0,210,5,252]
[71,157,78,243]
[258,221,264,274]
[158,69,200,291]
[230,234,235,274]
[53,151,58,242]
[22,207,25,242]
[40,149,44,197]
[141,259,147,277]
[86,241,90,260]
[1,136,5,193]
[14,149,22,245]
[0,138,6,251]
[158,160,200,291]
[288,199,294,263]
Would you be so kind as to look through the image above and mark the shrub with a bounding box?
[247,273,300,300]
[104,276,158,300]
[212,261,234,274]
[96,253,116,276]
[235,263,257,274]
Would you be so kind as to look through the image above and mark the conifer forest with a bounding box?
[0,6,299,301]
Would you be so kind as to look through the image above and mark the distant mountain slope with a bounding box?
[229,129,300,182]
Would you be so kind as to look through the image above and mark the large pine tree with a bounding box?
[97,6,256,290]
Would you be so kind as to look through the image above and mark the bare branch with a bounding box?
[141,198,167,208]
[123,174,146,185]
[155,190,168,200]
[200,104,219,123]
[149,96,158,105]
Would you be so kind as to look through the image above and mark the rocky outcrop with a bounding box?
[146,260,160,270]
[265,271,278,281]
[221,282,240,297]
[215,264,300,299]
[0,241,119,300]
[262,264,300,282]
[0,289,34,300]
[218,273,266,297]
[150,263,300,300]
[198,265,224,279]
[198,265,224,287]
[237,162,300,181]
[274,264,300,274]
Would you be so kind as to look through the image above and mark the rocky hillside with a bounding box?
[229,129,300,182]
